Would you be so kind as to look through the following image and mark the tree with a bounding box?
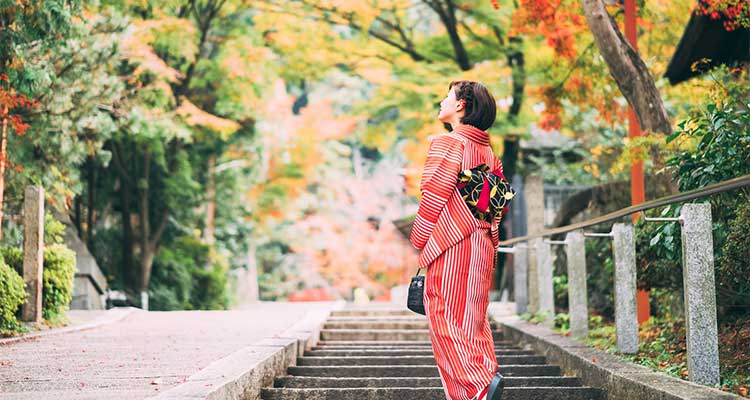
[85,0,280,307]
[580,0,672,134]
[257,0,530,185]
[0,0,82,238]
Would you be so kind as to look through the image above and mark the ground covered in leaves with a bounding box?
[581,316,750,398]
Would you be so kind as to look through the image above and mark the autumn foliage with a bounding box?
[0,75,36,137]
[697,0,750,30]
[510,0,586,60]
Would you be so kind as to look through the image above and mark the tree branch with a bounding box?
[580,0,672,134]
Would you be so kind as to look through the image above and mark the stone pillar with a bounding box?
[536,239,554,326]
[247,246,260,302]
[140,291,149,311]
[612,223,638,354]
[680,204,720,385]
[566,230,588,338]
[526,243,539,314]
[525,175,544,314]
[22,186,44,323]
[513,244,528,314]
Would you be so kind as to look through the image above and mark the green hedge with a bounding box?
[1,244,76,324]
[42,244,76,322]
[0,259,25,334]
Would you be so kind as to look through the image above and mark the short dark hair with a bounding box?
[448,80,497,131]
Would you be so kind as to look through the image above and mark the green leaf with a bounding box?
[650,233,661,247]
[666,131,681,144]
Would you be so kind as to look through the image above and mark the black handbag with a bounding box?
[407,268,425,315]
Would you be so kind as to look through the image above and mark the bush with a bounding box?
[148,236,229,311]
[717,202,750,314]
[641,70,750,318]
[635,206,683,291]
[148,248,192,311]
[0,260,26,334]
[190,265,229,310]
[1,246,23,275]
[1,244,76,324]
[42,244,76,322]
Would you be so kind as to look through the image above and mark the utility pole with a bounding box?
[625,0,651,325]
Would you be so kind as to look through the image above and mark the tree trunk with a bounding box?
[135,147,170,309]
[0,105,7,241]
[427,0,471,70]
[203,154,216,245]
[501,37,526,181]
[74,196,82,235]
[580,0,672,134]
[119,176,135,290]
[137,149,152,308]
[86,156,96,247]
[139,243,155,310]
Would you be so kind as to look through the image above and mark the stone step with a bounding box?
[330,310,414,317]
[274,376,583,388]
[319,329,504,342]
[297,355,547,366]
[323,321,502,330]
[287,365,561,378]
[312,344,519,351]
[323,321,431,330]
[261,387,606,400]
[312,346,520,352]
[305,349,535,357]
[315,340,514,347]
[326,316,427,322]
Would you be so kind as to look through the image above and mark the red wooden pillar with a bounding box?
[625,0,651,325]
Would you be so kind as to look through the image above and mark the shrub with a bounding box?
[717,202,750,314]
[148,248,192,311]
[148,235,229,310]
[190,265,229,310]
[641,70,750,318]
[1,246,23,275]
[0,260,26,334]
[635,206,683,292]
[42,244,76,322]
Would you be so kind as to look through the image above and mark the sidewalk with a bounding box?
[0,301,340,400]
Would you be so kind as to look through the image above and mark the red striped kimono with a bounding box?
[410,124,502,400]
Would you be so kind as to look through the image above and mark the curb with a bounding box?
[0,307,137,346]
[488,312,742,400]
[147,300,346,400]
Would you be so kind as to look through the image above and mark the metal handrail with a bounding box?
[497,174,750,247]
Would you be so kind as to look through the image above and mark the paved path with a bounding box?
[0,302,340,400]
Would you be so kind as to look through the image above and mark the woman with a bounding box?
[410,80,505,400]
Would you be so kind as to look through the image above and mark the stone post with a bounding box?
[536,239,555,326]
[565,230,588,338]
[513,244,528,314]
[680,204,720,385]
[612,223,638,354]
[22,186,44,323]
[525,175,544,314]
[247,246,260,302]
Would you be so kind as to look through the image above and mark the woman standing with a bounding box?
[410,80,505,400]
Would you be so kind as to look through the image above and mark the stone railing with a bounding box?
[498,174,750,387]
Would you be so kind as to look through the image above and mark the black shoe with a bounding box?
[487,371,504,400]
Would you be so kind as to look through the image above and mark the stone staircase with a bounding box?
[261,308,606,400]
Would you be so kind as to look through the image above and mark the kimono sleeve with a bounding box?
[409,135,464,250]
